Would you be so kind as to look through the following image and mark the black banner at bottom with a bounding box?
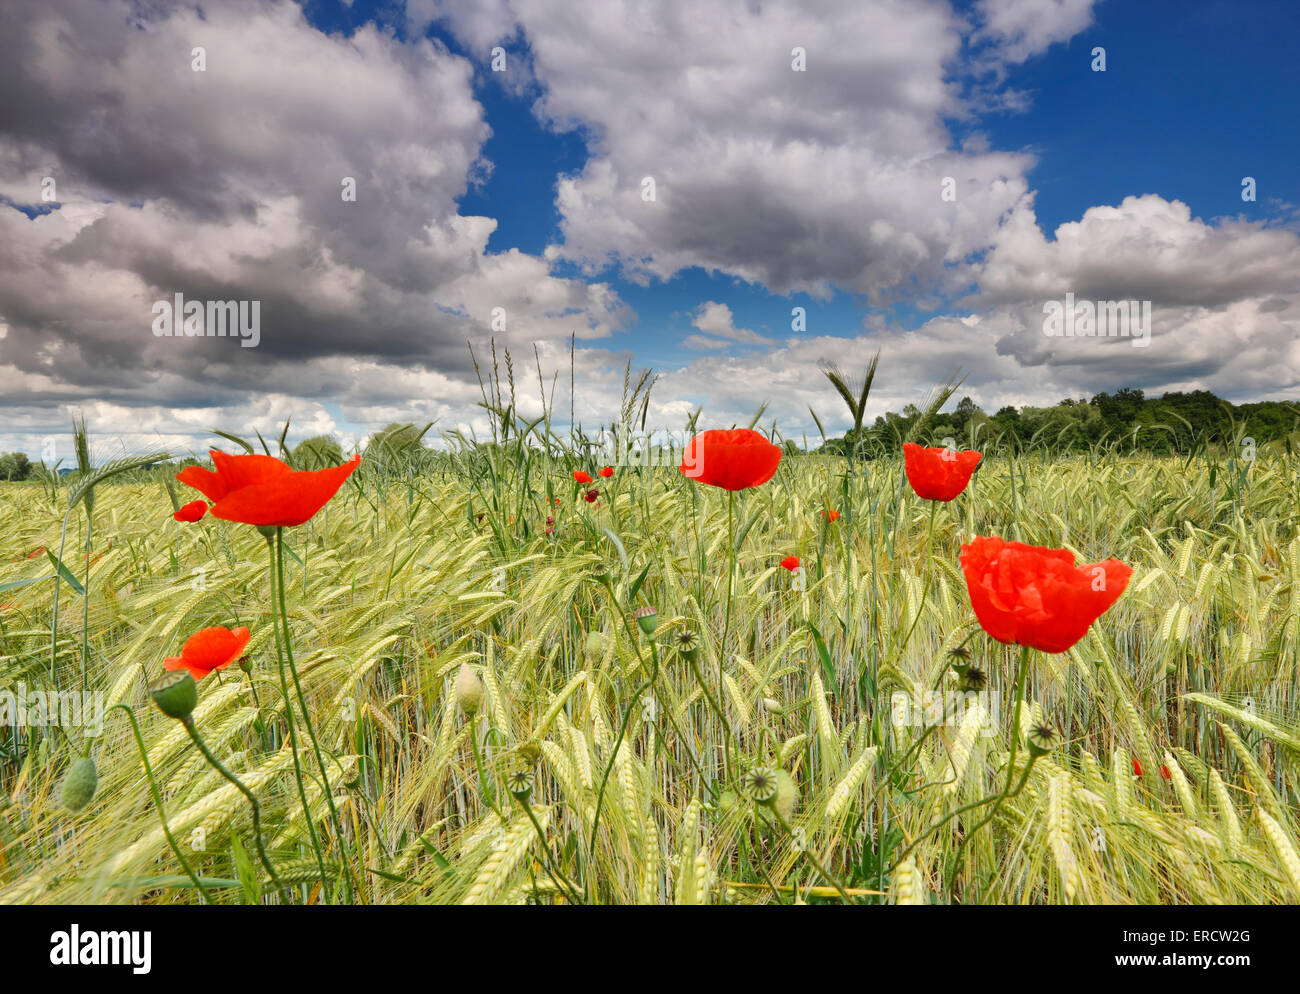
[0,904,1289,981]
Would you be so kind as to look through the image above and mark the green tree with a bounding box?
[292,435,345,470]
[0,452,32,481]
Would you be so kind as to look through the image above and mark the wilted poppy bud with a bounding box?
[633,605,658,635]
[455,662,484,716]
[674,629,700,663]
[1026,722,1059,758]
[60,757,98,811]
[584,488,599,503]
[150,670,198,721]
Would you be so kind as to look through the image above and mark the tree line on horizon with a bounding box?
[3,389,1300,484]
[818,388,1300,458]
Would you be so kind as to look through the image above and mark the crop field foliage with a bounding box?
[3,421,1300,905]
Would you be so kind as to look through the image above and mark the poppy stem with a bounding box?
[468,715,503,818]
[274,528,357,903]
[945,644,1034,892]
[588,630,659,890]
[182,717,293,904]
[516,794,584,905]
[110,704,214,904]
[887,646,1034,882]
[718,489,738,782]
[264,535,333,901]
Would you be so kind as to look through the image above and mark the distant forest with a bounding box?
[818,388,1300,457]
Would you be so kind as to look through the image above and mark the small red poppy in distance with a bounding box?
[1159,765,1172,780]
[780,555,801,572]
[679,428,781,491]
[584,488,600,503]
[174,500,208,522]
[822,509,840,522]
[573,470,593,484]
[177,451,361,527]
[959,536,1132,654]
[599,466,614,478]
[1132,757,1143,777]
[164,625,251,681]
[902,443,982,502]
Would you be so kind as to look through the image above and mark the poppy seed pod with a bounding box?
[59,757,98,811]
[455,662,484,716]
[1026,722,1059,758]
[674,629,700,663]
[742,764,780,807]
[150,670,198,721]
[633,605,658,635]
[506,762,535,800]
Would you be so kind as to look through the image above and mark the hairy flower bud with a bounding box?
[455,662,484,716]
[60,757,98,811]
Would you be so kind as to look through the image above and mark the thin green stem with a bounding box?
[183,718,292,904]
[518,797,584,904]
[111,705,213,903]
[275,528,357,903]
[264,535,331,899]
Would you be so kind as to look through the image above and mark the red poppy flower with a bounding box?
[584,488,600,503]
[1131,757,1143,777]
[822,509,840,522]
[573,470,593,484]
[176,451,361,527]
[902,443,982,502]
[1159,765,1172,780]
[959,536,1132,654]
[174,500,208,522]
[599,466,614,478]
[164,625,251,681]
[780,555,801,572]
[679,428,782,491]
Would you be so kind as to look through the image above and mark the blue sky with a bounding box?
[1,0,1298,456]
[308,0,1300,366]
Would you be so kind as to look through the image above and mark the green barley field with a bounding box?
[3,406,1300,905]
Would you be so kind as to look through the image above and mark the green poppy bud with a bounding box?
[150,670,198,721]
[60,757,98,812]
